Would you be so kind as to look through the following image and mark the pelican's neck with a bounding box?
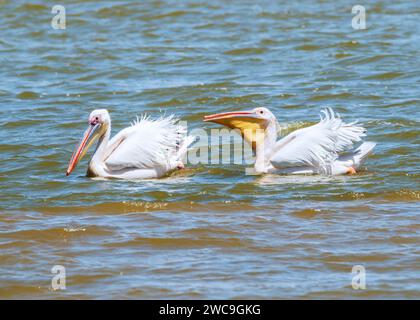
[254,120,277,173]
[88,122,111,176]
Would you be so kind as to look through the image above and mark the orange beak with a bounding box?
[203,110,268,150]
[66,123,100,176]
[203,111,257,122]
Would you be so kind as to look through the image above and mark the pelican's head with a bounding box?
[203,107,276,149]
[66,109,110,176]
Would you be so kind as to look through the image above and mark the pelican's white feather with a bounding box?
[269,108,366,173]
[104,114,186,170]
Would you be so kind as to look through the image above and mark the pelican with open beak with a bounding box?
[66,109,195,179]
[204,107,376,175]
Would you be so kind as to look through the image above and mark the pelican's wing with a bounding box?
[104,115,181,170]
[269,108,366,173]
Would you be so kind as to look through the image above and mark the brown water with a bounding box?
[0,0,419,299]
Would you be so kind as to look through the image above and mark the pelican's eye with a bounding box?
[90,116,100,125]
[259,110,264,115]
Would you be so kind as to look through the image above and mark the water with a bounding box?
[0,0,419,299]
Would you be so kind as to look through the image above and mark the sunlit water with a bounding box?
[0,0,419,299]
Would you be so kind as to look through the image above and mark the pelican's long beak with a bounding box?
[66,123,101,176]
[203,111,268,150]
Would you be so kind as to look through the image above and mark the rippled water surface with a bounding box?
[0,0,419,299]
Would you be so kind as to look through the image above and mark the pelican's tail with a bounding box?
[331,141,376,175]
[352,141,376,168]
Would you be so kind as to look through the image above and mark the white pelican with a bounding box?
[66,109,194,179]
[204,107,376,175]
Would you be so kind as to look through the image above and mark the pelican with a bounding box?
[66,109,195,179]
[204,107,376,175]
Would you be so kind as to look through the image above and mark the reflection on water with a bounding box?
[255,174,350,185]
[0,0,419,299]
